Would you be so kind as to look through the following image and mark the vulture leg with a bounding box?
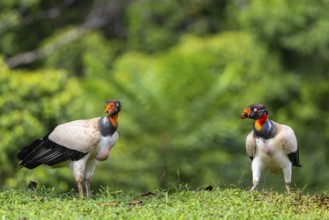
[250,181,258,191]
[77,181,84,199]
[71,157,88,198]
[283,166,292,194]
[250,158,262,191]
[84,159,98,198]
[85,182,91,198]
[285,184,291,194]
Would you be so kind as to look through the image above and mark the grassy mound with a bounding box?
[0,187,328,219]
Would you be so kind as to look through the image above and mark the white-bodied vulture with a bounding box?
[17,99,121,198]
[241,104,301,193]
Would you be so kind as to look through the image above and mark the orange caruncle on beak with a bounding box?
[104,104,113,113]
[241,107,250,119]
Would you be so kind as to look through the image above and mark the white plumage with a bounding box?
[17,99,121,198]
[241,104,301,193]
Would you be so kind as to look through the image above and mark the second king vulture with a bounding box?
[241,104,301,193]
[17,99,121,198]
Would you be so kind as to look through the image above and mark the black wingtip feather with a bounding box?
[17,139,43,161]
[288,150,302,167]
[17,135,88,169]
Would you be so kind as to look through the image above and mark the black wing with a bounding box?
[287,149,302,167]
[17,135,88,169]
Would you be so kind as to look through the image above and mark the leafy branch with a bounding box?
[5,0,129,68]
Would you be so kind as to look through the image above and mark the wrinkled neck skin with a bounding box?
[109,114,118,128]
[254,114,268,131]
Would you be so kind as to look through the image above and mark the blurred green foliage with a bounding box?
[0,60,81,189]
[127,0,227,52]
[0,0,328,193]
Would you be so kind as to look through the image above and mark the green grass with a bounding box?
[0,187,328,219]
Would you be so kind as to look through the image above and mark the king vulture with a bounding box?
[17,99,121,198]
[241,104,301,193]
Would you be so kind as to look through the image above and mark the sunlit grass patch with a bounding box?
[0,187,328,219]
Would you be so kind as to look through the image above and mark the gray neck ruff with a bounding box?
[98,116,118,136]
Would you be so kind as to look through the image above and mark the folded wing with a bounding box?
[246,131,256,160]
[275,123,301,167]
[17,118,101,169]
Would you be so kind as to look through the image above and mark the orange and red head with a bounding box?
[241,104,269,120]
[104,99,121,116]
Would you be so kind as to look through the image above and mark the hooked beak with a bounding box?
[241,107,250,119]
[104,101,121,115]
[104,103,114,114]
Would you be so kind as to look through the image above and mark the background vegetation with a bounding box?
[0,0,328,194]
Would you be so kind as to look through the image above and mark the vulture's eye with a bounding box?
[253,108,258,112]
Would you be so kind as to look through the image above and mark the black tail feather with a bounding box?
[17,135,88,169]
